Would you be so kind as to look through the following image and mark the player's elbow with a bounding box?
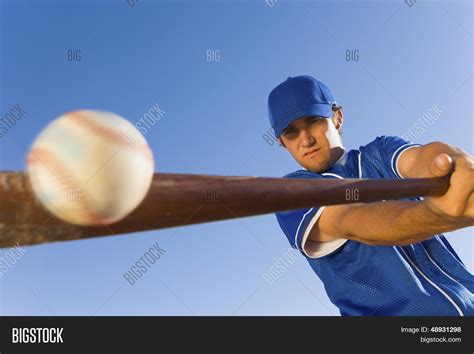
[310,203,364,243]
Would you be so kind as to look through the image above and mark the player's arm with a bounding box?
[310,141,474,246]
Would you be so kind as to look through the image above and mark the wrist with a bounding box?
[420,200,469,228]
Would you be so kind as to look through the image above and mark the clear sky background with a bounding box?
[0,0,472,315]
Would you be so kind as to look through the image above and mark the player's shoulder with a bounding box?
[359,135,413,154]
[361,135,408,148]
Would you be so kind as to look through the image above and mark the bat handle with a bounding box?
[414,176,450,197]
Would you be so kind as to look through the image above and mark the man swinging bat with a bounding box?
[268,75,474,316]
[0,80,471,317]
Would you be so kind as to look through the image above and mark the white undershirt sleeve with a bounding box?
[300,206,349,259]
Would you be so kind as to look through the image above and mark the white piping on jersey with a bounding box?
[295,190,349,257]
[394,145,465,310]
[295,157,348,254]
[391,144,422,178]
[420,242,462,285]
[321,173,344,179]
[391,143,411,178]
[294,207,315,251]
[397,247,464,316]
[300,206,349,259]
[297,152,346,249]
[357,151,362,178]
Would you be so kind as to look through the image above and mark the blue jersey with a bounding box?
[275,136,474,316]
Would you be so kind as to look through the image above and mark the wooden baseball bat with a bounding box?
[0,172,449,248]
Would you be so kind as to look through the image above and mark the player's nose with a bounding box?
[300,129,315,147]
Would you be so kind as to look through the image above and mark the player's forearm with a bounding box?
[338,200,470,246]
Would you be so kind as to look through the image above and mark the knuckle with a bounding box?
[468,159,474,170]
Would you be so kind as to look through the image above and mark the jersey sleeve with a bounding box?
[362,135,422,179]
[275,170,349,259]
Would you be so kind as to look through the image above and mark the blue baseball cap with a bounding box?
[268,75,337,138]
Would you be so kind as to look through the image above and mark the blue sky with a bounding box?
[0,0,472,315]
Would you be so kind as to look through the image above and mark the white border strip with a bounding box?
[321,173,344,179]
[294,207,315,251]
[293,171,348,258]
[300,206,349,259]
[420,242,461,285]
[397,247,463,316]
[358,151,362,178]
[390,144,422,179]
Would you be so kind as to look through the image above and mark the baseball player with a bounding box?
[268,75,474,316]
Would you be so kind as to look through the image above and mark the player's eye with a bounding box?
[283,130,298,138]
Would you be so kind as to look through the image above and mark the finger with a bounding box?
[419,154,453,178]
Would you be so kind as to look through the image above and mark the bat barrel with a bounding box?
[0,172,450,247]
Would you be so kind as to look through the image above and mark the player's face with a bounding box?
[279,114,343,173]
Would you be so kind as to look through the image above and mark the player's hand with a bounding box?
[420,152,474,224]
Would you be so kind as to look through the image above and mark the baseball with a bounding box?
[27,110,154,226]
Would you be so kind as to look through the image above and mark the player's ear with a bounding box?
[279,137,286,148]
[333,107,343,132]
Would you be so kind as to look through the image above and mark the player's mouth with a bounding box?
[304,148,320,158]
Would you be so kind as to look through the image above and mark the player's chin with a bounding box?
[302,160,329,173]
